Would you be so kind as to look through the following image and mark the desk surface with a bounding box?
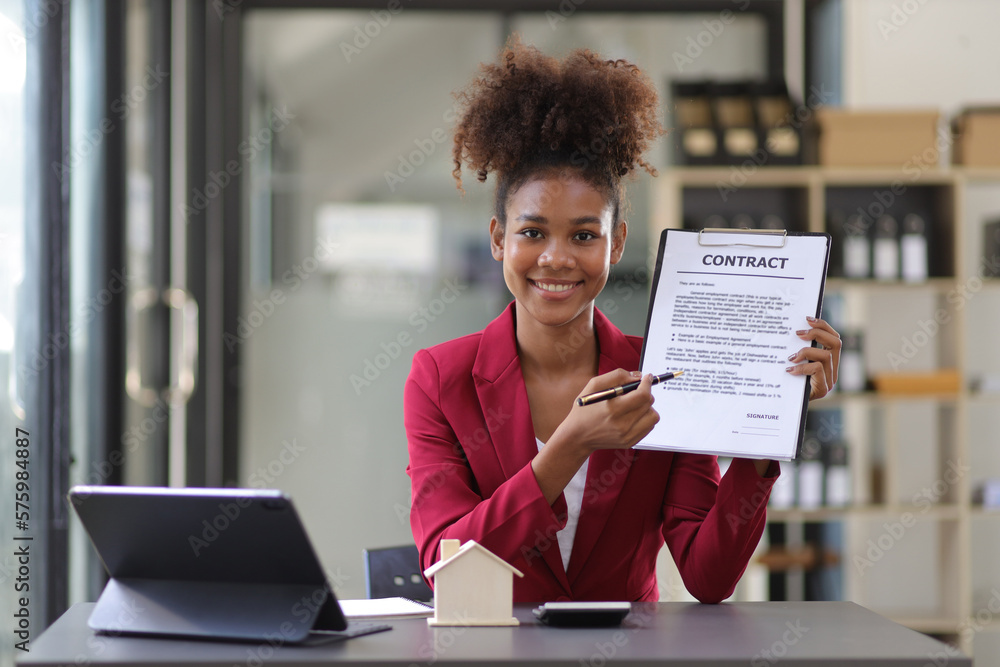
[19,601,968,667]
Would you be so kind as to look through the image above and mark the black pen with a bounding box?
[576,371,685,406]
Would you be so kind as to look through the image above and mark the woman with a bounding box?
[404,38,841,604]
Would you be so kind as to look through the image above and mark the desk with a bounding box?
[19,601,969,666]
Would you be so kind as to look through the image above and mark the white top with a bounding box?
[536,437,589,572]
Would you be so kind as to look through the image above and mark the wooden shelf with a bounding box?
[815,391,964,406]
[653,165,1000,656]
[769,505,963,521]
[768,508,850,522]
[826,277,965,291]
[663,166,813,186]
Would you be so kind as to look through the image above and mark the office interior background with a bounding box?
[2,0,1000,662]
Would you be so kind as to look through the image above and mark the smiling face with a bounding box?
[490,171,626,331]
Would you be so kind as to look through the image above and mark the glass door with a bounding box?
[236,7,770,599]
[239,10,506,598]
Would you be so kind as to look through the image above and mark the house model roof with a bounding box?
[423,540,525,580]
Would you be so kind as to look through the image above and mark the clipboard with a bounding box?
[636,227,831,460]
[696,227,788,248]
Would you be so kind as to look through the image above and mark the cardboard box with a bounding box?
[871,369,960,395]
[953,108,1000,167]
[816,109,940,167]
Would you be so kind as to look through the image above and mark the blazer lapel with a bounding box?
[472,302,572,595]
[471,303,538,482]
[566,309,640,584]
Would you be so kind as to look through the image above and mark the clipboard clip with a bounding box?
[698,227,787,248]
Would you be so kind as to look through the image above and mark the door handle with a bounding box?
[126,287,199,407]
[164,287,198,405]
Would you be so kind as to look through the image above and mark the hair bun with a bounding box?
[451,35,664,195]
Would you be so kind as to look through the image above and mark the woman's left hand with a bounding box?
[786,316,842,400]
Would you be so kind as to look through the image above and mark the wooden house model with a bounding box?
[423,539,524,626]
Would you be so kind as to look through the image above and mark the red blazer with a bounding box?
[404,303,778,604]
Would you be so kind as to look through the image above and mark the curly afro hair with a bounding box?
[451,35,664,226]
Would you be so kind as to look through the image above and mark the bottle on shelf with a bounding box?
[843,214,871,279]
[797,438,825,510]
[983,217,1000,277]
[824,441,851,508]
[837,330,866,393]
[873,214,900,281]
[759,213,785,231]
[769,461,796,510]
[703,213,728,229]
[730,213,755,230]
[900,213,929,283]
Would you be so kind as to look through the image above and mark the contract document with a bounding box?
[636,229,831,460]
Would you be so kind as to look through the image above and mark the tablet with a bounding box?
[68,485,389,644]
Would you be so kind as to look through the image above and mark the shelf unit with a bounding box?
[649,166,1000,656]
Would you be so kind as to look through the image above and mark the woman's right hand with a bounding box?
[531,369,659,505]
[558,369,661,454]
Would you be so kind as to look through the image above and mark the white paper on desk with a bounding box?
[339,597,434,619]
[636,230,830,461]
